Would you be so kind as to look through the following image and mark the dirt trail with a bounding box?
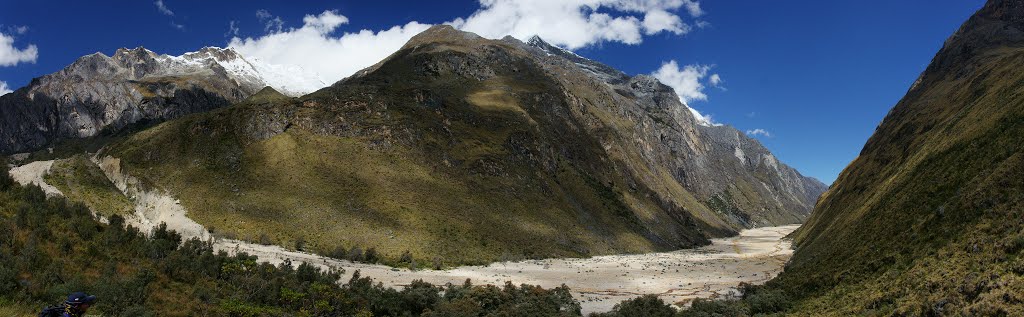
[11,157,798,315]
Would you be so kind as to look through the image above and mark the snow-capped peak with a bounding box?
[152,47,327,97]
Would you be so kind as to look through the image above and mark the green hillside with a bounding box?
[770,0,1024,315]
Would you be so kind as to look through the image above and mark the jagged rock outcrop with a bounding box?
[0,47,323,153]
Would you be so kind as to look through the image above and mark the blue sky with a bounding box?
[0,0,986,183]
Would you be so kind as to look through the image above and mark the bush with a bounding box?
[365,247,379,263]
[591,294,674,317]
[348,246,364,262]
[258,233,273,246]
[745,288,791,314]
[678,298,748,317]
[329,245,348,260]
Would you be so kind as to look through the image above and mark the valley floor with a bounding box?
[10,159,797,315]
[208,225,796,315]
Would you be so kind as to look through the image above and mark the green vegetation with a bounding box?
[592,284,791,317]
[0,301,36,317]
[0,166,583,316]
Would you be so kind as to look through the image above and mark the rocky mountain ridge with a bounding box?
[0,46,324,153]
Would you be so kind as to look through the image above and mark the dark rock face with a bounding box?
[0,47,263,153]
[304,26,825,231]
[516,31,826,227]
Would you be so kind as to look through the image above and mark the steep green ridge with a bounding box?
[99,26,821,265]
[772,0,1024,315]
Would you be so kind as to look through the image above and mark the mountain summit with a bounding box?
[0,46,324,153]
[98,25,825,264]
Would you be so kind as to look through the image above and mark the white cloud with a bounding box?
[14,26,28,35]
[226,20,240,37]
[449,0,702,50]
[154,0,174,16]
[229,10,432,85]
[229,1,707,89]
[652,60,710,102]
[746,129,771,137]
[695,20,710,29]
[642,9,688,35]
[0,32,38,67]
[709,73,721,86]
[257,9,285,33]
[0,80,11,96]
[651,60,724,126]
[170,22,185,30]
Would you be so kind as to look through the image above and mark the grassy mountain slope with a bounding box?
[98,26,821,265]
[772,0,1024,314]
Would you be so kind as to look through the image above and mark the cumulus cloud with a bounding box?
[0,32,38,67]
[651,60,723,125]
[14,26,27,35]
[652,60,710,102]
[746,129,772,137]
[229,1,708,88]
[449,0,702,50]
[0,80,11,96]
[642,9,688,35]
[229,10,432,85]
[154,0,174,16]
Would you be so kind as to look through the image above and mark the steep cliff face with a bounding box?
[523,34,826,227]
[0,47,324,154]
[776,0,1024,315]
[101,26,824,265]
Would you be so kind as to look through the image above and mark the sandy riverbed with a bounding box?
[223,225,798,314]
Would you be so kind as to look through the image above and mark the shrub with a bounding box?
[745,288,791,314]
[348,246,364,262]
[591,294,674,317]
[258,233,273,246]
[365,247,379,263]
[678,298,748,317]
